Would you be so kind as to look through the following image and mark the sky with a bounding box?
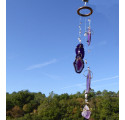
[6,0,119,96]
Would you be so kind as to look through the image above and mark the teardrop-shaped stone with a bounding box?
[73,56,84,73]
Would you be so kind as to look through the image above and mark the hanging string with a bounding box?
[88,18,91,28]
[78,16,82,43]
[76,1,93,119]
[84,18,87,37]
[84,1,87,6]
[84,2,87,37]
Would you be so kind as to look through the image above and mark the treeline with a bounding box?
[6,90,119,120]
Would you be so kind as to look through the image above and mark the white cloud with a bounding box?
[92,75,119,83]
[92,82,119,88]
[61,75,119,89]
[42,73,62,81]
[25,59,57,70]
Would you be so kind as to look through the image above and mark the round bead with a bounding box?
[84,32,87,36]
[78,37,81,40]
[88,18,91,22]
[79,39,81,43]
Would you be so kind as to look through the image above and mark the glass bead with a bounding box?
[79,39,81,43]
[88,18,91,22]
[85,94,87,99]
[84,33,87,36]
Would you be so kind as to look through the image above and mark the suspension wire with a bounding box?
[85,18,87,34]
[84,2,86,31]
[78,16,82,43]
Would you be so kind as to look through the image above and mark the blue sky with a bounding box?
[6,0,119,96]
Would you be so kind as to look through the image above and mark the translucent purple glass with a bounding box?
[75,43,85,59]
[86,70,91,93]
[81,105,91,119]
[87,27,91,46]
[82,110,91,119]
[73,56,84,73]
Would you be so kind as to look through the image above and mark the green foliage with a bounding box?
[6,94,14,111]
[6,90,119,120]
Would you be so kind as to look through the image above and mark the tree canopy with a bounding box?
[6,90,119,120]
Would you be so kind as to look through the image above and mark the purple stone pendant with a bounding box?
[75,43,85,59]
[73,56,84,73]
[73,43,85,73]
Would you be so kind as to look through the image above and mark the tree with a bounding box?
[6,94,14,111]
[11,106,24,118]
[12,90,34,107]
[6,90,119,120]
[96,91,102,96]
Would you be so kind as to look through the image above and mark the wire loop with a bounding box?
[83,69,93,79]
[77,6,93,17]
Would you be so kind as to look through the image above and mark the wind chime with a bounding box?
[73,0,93,119]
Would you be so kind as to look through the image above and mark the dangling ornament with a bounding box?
[73,17,85,73]
[83,67,93,93]
[81,105,91,119]
[83,67,93,119]
[87,27,91,46]
[73,43,85,73]
[87,19,91,46]
[73,55,84,73]
[86,67,92,93]
[74,0,94,119]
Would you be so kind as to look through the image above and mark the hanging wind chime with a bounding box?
[73,0,93,119]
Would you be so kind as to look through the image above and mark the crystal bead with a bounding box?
[79,39,81,43]
[84,33,87,36]
[88,18,91,22]
[78,37,81,40]
[81,105,91,119]
[85,94,87,99]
